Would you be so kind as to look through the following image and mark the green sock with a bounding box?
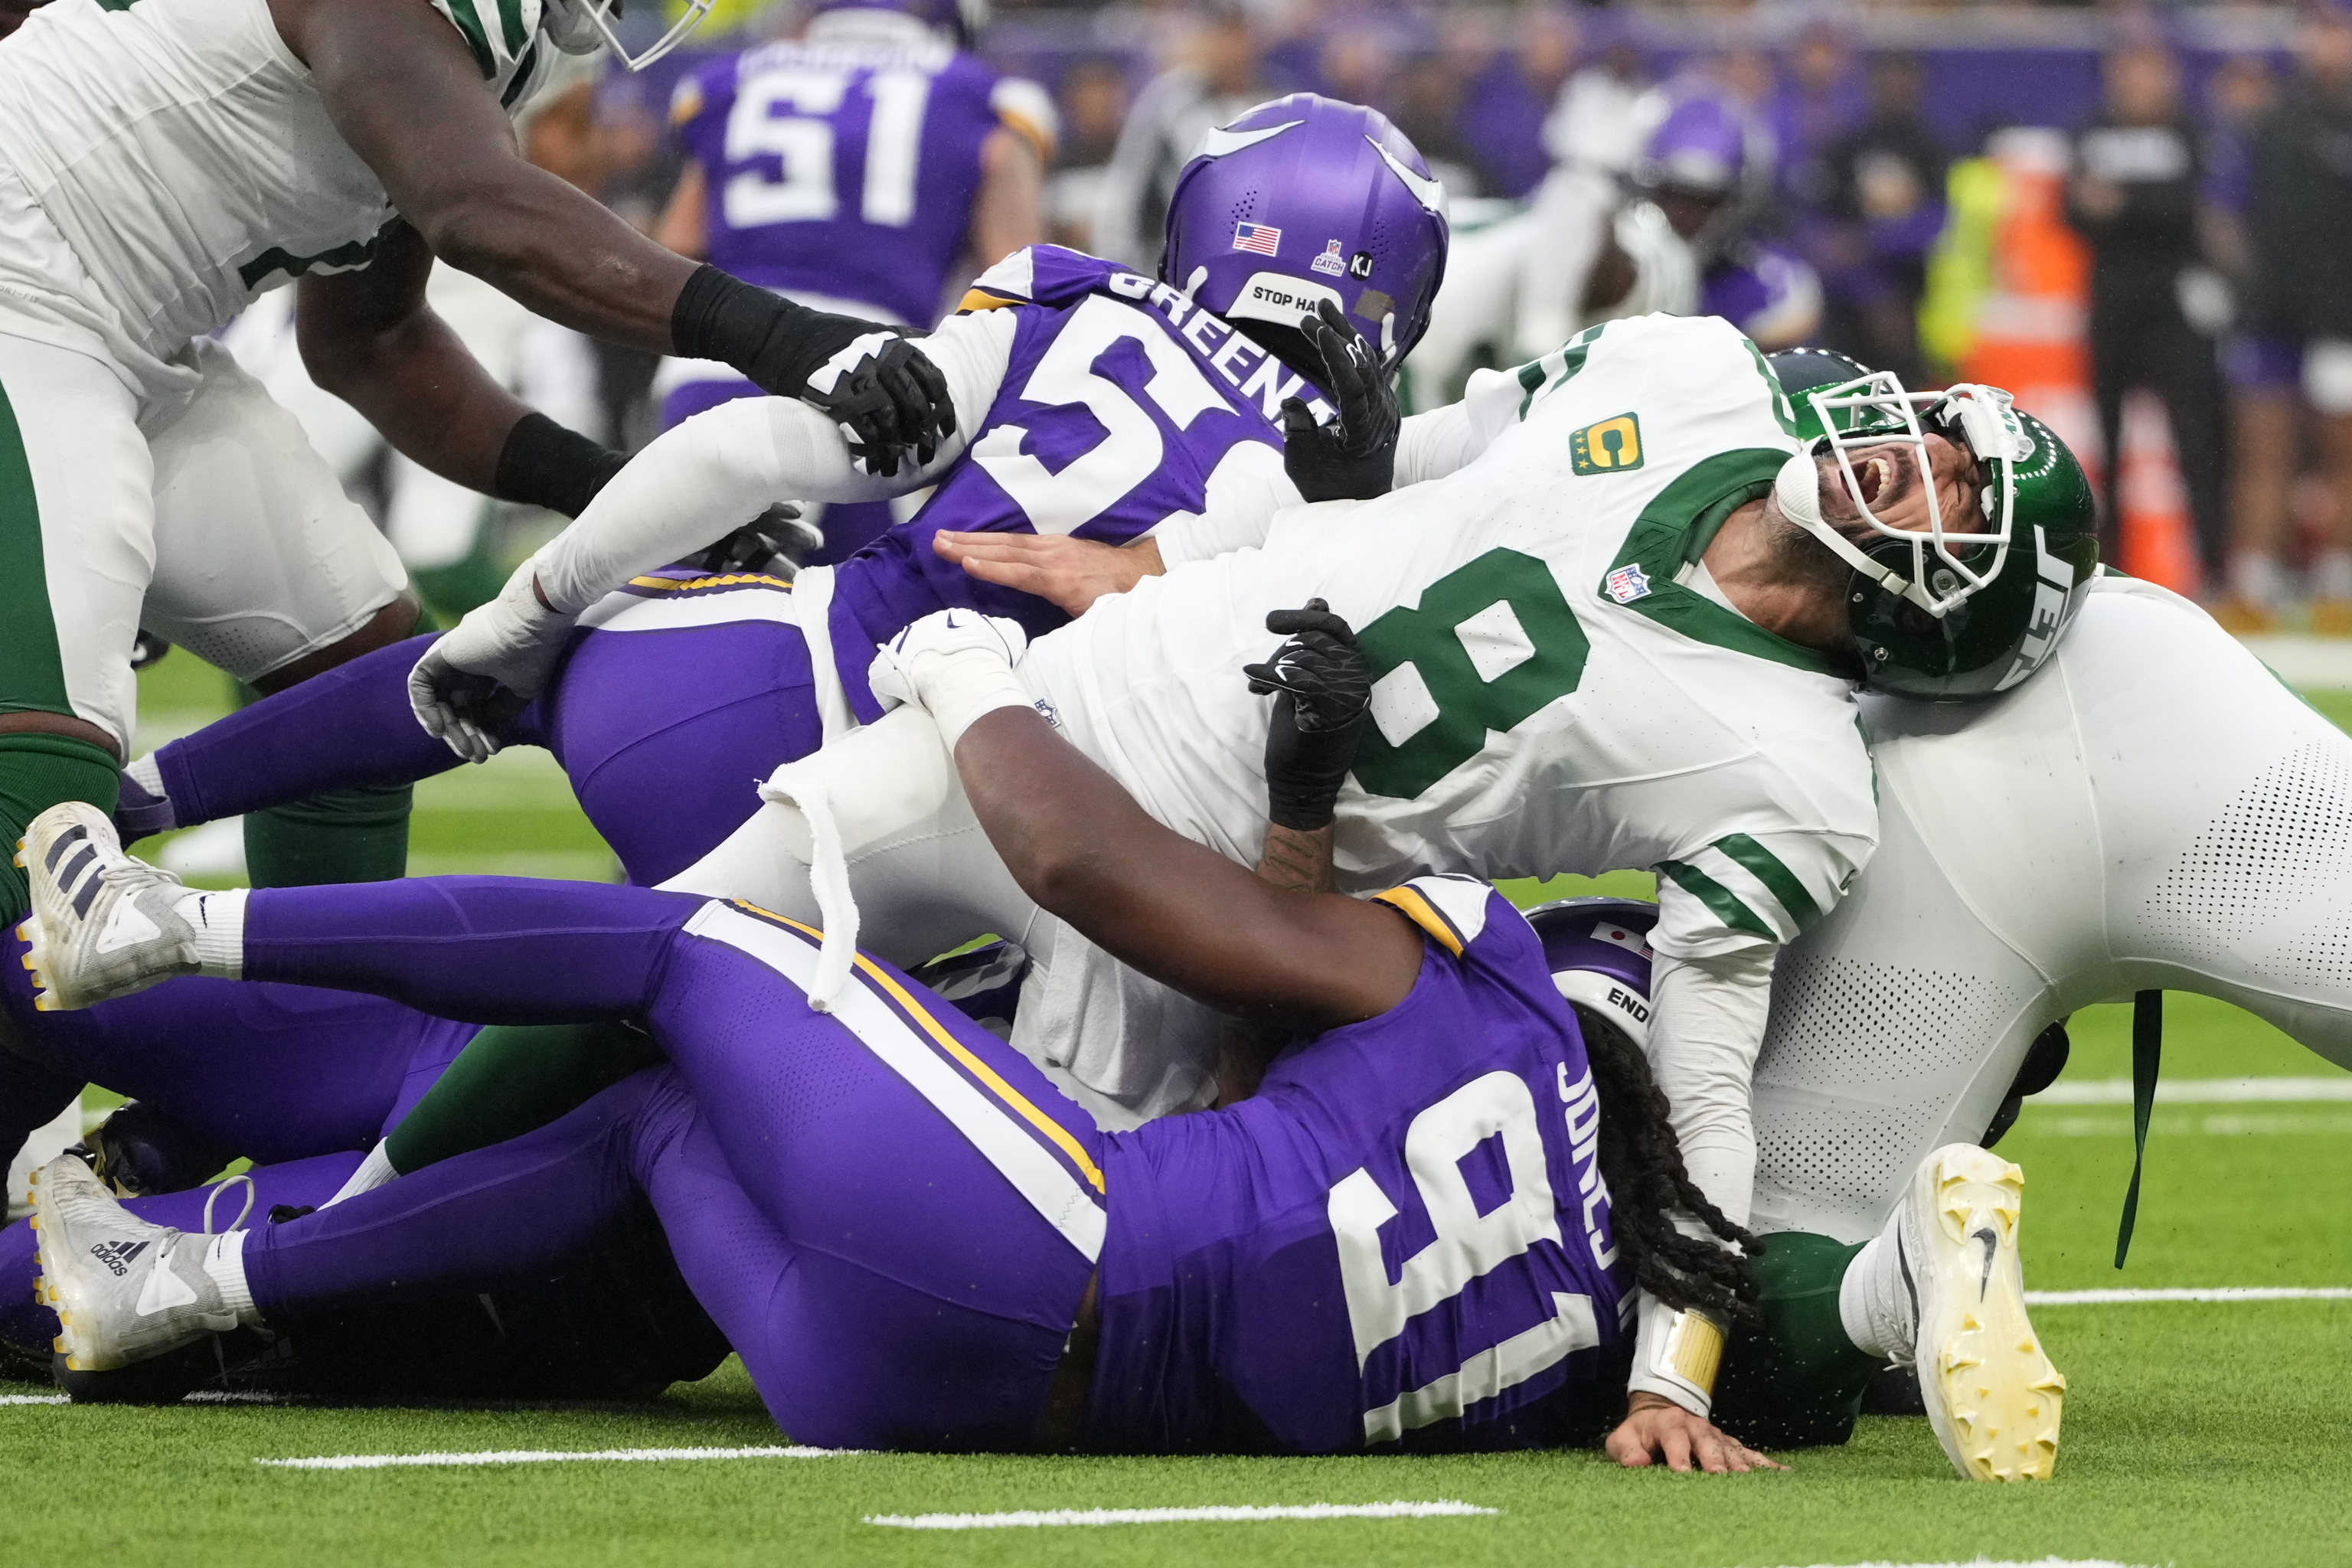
[243,781,414,888]
[1711,1231,1884,1449]
[384,1020,665,1174]
[0,732,121,924]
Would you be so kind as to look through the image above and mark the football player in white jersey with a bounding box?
[401,305,2097,1436]
[0,0,952,914]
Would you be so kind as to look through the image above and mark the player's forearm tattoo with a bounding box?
[1256,823,1335,894]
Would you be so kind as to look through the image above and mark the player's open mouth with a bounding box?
[1853,453,1898,508]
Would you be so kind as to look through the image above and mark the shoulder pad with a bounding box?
[989,77,1060,163]
[957,246,1133,315]
[1372,875,1500,958]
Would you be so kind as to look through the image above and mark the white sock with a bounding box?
[172,887,247,978]
[324,1142,399,1208]
[125,752,168,802]
[2230,551,2283,608]
[2313,549,2352,603]
[201,1229,259,1325]
[1837,1229,1913,1362]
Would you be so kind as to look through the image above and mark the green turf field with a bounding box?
[4,657,2350,1567]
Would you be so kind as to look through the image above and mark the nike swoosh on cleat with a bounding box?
[1973,1226,1999,1300]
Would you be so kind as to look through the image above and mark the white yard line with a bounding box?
[2034,1110,2352,1138]
[2034,1076,2352,1105]
[2026,1287,2352,1305]
[864,1501,1498,1529]
[259,1445,854,1470]
[0,1394,68,1405]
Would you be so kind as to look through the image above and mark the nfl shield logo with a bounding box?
[1310,240,1346,276]
[1605,565,1652,604]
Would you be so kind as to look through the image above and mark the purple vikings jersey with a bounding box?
[1088,877,1635,1453]
[828,244,1329,720]
[669,33,1010,328]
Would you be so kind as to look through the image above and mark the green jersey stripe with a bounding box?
[1742,336,1799,439]
[1656,858,1776,942]
[0,376,72,717]
[493,0,529,57]
[1713,833,1821,930]
[439,0,498,78]
[1599,448,1840,677]
[1514,323,1603,421]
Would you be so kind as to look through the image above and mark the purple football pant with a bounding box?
[1,925,471,1165]
[659,375,893,566]
[237,877,1102,1450]
[148,611,823,887]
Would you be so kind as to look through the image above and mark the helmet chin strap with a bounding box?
[1772,451,1926,607]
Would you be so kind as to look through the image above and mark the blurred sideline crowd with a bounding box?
[8,0,2351,630]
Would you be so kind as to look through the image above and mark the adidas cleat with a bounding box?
[1896,1144,2065,1481]
[20,802,198,1011]
[31,1155,237,1372]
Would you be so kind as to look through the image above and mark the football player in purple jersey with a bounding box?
[110,94,1445,890]
[22,606,1775,1465]
[650,0,1060,564]
[1625,87,1823,351]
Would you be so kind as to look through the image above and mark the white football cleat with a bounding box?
[18,802,198,1011]
[31,1156,238,1372]
[1895,1143,2065,1481]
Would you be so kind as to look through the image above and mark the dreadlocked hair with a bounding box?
[1570,1003,1763,1325]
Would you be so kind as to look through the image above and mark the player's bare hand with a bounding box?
[1604,1393,1785,1474]
[933,531,1162,617]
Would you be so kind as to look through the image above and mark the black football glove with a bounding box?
[691,504,819,578]
[1243,597,1372,831]
[671,263,955,477]
[1279,299,1400,504]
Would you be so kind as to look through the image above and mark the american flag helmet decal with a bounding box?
[1231,222,1282,256]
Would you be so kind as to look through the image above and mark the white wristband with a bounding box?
[1628,1292,1726,1417]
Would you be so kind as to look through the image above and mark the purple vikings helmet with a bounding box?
[1160,94,1450,371]
[1632,87,1775,260]
[1524,897,1658,1050]
[813,0,989,45]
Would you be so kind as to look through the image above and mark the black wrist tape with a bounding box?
[671,263,809,392]
[493,413,627,520]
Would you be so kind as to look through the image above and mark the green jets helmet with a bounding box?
[1765,351,2099,702]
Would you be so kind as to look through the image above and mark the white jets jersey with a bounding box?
[1751,575,2352,1243]
[0,0,550,388]
[1023,313,1878,962]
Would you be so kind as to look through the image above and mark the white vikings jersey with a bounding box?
[1750,574,2352,1243]
[0,0,550,389]
[1023,312,1878,964]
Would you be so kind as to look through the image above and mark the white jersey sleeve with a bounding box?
[1394,326,1648,488]
[531,309,1014,614]
[427,0,547,90]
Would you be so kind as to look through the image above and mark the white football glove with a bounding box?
[866,609,1033,750]
[407,555,577,763]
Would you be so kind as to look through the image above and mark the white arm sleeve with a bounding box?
[531,310,1016,615]
[1624,943,1777,1415]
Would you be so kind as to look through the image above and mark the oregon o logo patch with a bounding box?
[1570,413,1643,475]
